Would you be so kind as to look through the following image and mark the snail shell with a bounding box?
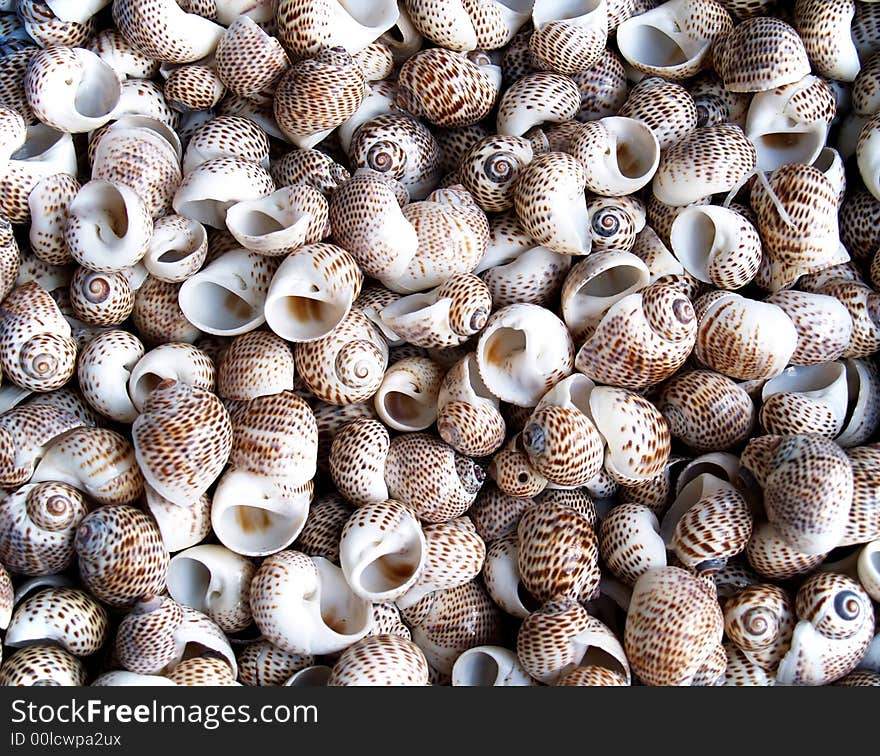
[276,0,400,57]
[216,330,294,401]
[0,402,83,487]
[374,356,444,432]
[497,72,580,137]
[327,634,429,686]
[75,504,168,607]
[586,195,646,256]
[817,278,880,359]
[529,0,608,75]
[404,0,528,51]
[570,48,628,122]
[182,115,269,175]
[76,329,143,423]
[329,418,390,507]
[68,268,134,328]
[133,277,202,346]
[746,519,826,581]
[724,583,794,671]
[488,434,548,499]
[144,486,212,554]
[619,77,698,151]
[599,503,667,586]
[759,363,849,439]
[294,492,353,564]
[127,341,215,413]
[458,134,534,213]
[793,0,860,81]
[214,15,289,99]
[765,290,853,366]
[482,534,532,618]
[270,148,350,198]
[624,566,724,686]
[843,445,880,546]
[27,173,79,267]
[468,483,531,542]
[0,644,85,686]
[452,645,535,687]
[238,640,313,687]
[87,27,159,79]
[163,64,225,113]
[166,656,240,686]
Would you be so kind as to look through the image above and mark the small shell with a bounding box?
[599,504,667,586]
[529,0,608,75]
[794,0,857,78]
[276,0,400,57]
[144,486,212,554]
[571,49,629,122]
[482,534,532,618]
[404,0,527,52]
[468,484,532,542]
[87,27,159,79]
[238,640,313,687]
[496,72,580,137]
[619,77,699,151]
[76,329,143,423]
[746,519,826,581]
[163,64,225,113]
[488,434,548,499]
[132,277,202,346]
[216,331,294,401]
[27,173,79,266]
[67,268,133,328]
[250,551,373,655]
[765,290,853,366]
[740,434,853,555]
[182,114,269,174]
[270,149,350,198]
[586,196,646,255]
[294,493,352,564]
[843,445,880,546]
[452,645,535,687]
[817,278,880,359]
[167,656,239,686]
[759,363,849,439]
[327,633,429,686]
[625,566,724,686]
[374,356,444,432]
[0,644,85,686]
[329,418,390,507]
[339,499,426,602]
[385,432,485,523]
[458,134,534,213]
[724,583,794,670]
[74,504,168,607]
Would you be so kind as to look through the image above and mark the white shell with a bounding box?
[374,356,444,432]
[760,362,849,439]
[143,215,208,283]
[144,485,212,554]
[452,645,535,686]
[76,329,143,423]
[92,671,176,686]
[127,342,215,413]
[858,540,880,602]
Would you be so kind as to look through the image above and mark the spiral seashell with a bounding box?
[181,115,268,176]
[517,600,629,684]
[746,519,826,582]
[793,0,860,82]
[0,644,85,686]
[112,0,224,64]
[714,16,811,93]
[482,534,533,618]
[177,248,277,336]
[326,418,389,508]
[27,173,78,267]
[384,434,483,524]
[452,645,535,687]
[724,583,794,670]
[371,356,441,432]
[144,486,211,554]
[74,504,167,607]
[575,282,697,390]
[251,550,373,655]
[529,0,607,75]
[569,48,628,123]
[87,27,159,79]
[487,433,548,499]
[127,342,215,414]
[68,268,134,328]
[338,499,426,602]
[616,0,732,80]
[24,45,120,133]
[238,641,314,687]
[496,72,580,137]
[694,291,798,381]
[0,282,78,393]
[162,64,225,113]
[289,493,349,565]
[166,545,254,633]
[764,290,853,366]
[216,331,294,401]
[0,481,87,576]
[295,308,388,405]
[141,214,206,284]
[270,149,350,199]
[458,134,533,213]
[76,329,143,423]
[661,473,753,572]
[599,504,667,586]
[618,77,698,151]
[625,566,724,686]
[212,16,289,100]
[5,586,108,656]
[652,124,757,206]
[759,363,849,439]
[276,0,399,57]
[741,434,853,556]
[404,0,529,52]
[132,277,201,346]
[777,572,875,686]
[843,445,880,546]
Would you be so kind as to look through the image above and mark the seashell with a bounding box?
[618,77,698,151]
[250,551,373,655]
[740,434,853,555]
[142,214,207,284]
[714,16,811,93]
[24,45,120,133]
[0,481,87,576]
[468,484,531,542]
[452,645,535,686]
[516,600,629,684]
[794,0,861,82]
[284,665,333,686]
[276,0,399,57]
[270,149,350,199]
[625,566,724,686]
[294,493,352,564]
[843,445,880,545]
[213,16,288,101]
[182,115,268,175]
[404,0,529,52]
[488,434,548,499]
[661,473,753,572]
[857,539,880,602]
[777,573,875,686]
[759,363,849,439]
[353,42,395,82]
[144,486,212,554]
[575,282,697,390]
[104,78,179,130]
[694,291,798,381]
[132,381,231,507]
[87,27,159,80]
[0,644,85,686]
[327,634,429,686]
[569,117,661,197]
[27,173,79,267]
[238,640,313,687]
[374,356,444,432]
[556,665,629,686]
[529,0,608,75]
[585,197,645,257]
[480,241,572,310]
[652,124,757,206]
[335,79,401,157]
[599,504,667,586]
[0,282,78,393]
[273,47,365,150]
[570,49,629,123]
[5,586,108,656]
[329,418,390,507]
[497,72,580,137]
[132,277,202,346]
[724,583,794,671]
[76,329,143,423]
[397,48,499,129]
[74,504,167,607]
[166,545,254,633]
[385,432,484,523]
[177,249,277,337]
[404,580,502,675]
[536,487,596,526]
[765,290,853,366]
[216,331,294,401]
[114,596,236,675]
[746,519,826,581]
[482,534,533,618]
[588,385,671,485]
[835,670,880,687]
[68,268,134,328]
[616,0,732,80]
[162,64,225,113]
[0,225,18,321]
[173,156,274,229]
[458,134,534,213]
[112,0,224,64]
[657,369,756,452]
[817,279,880,360]
[476,303,574,407]
[295,308,389,405]
[0,562,10,629]
[339,499,426,602]
[348,114,441,201]
[226,186,330,258]
[166,656,239,686]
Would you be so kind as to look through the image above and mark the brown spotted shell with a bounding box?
[724,583,794,670]
[328,634,430,686]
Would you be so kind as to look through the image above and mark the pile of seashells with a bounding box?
[0,0,879,688]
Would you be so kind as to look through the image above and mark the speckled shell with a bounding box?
[793,1,858,83]
[529,0,607,75]
[328,418,390,507]
[216,331,294,401]
[599,504,667,586]
[132,381,231,507]
[326,633,428,686]
[68,268,134,328]
[0,282,77,392]
[657,369,756,452]
[238,640,313,687]
[817,279,880,359]
[385,431,482,523]
[652,124,757,207]
[404,0,528,52]
[271,149,350,198]
[294,493,352,564]
[0,402,83,487]
[496,72,580,137]
[777,573,875,686]
[276,0,399,57]
[27,173,78,267]
[166,656,239,686]
[0,644,85,686]
[714,16,811,93]
[294,308,389,405]
[163,64,225,113]
[764,291,853,366]
[0,563,11,630]
[619,77,698,151]
[452,645,535,686]
[87,27,159,79]
[842,445,880,545]
[132,277,201,346]
[569,49,627,123]
[274,47,365,149]
[724,583,794,671]
[74,504,168,607]
[182,115,269,174]
[214,16,288,99]
[746,519,826,581]
[468,484,531,542]
[625,566,724,686]
[374,356,444,432]
[458,134,534,213]
[0,482,87,576]
[758,363,849,439]
[740,434,853,555]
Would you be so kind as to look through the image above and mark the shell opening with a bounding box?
[10,125,66,160]
[359,550,421,595]
[382,390,434,429]
[763,362,845,397]
[483,327,526,367]
[578,265,644,298]
[315,559,371,637]
[74,56,120,119]
[217,505,304,555]
[185,282,257,331]
[455,652,500,686]
[615,141,651,179]
[620,27,689,68]
[270,296,346,341]
[233,210,286,237]
[158,247,191,263]
[758,131,824,170]
[673,210,716,282]
[516,581,541,613]
[166,557,213,614]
